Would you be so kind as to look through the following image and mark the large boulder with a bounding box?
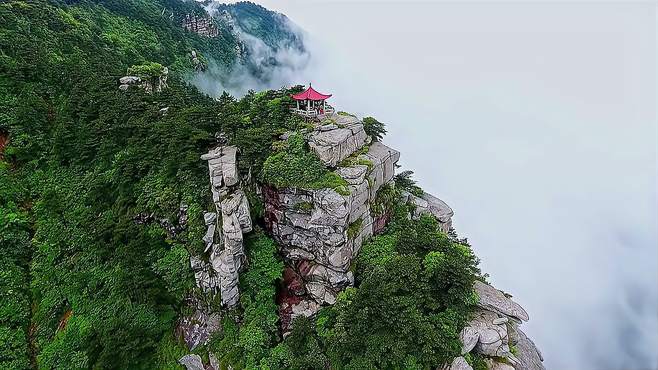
[290,299,321,321]
[409,191,454,232]
[179,354,204,370]
[456,282,544,370]
[474,281,529,322]
[308,118,367,167]
[465,310,514,358]
[221,189,252,233]
[189,255,219,293]
[212,249,240,307]
[201,146,239,199]
[360,142,400,200]
[119,76,140,85]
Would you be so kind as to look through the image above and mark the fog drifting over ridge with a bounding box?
[221,1,657,369]
[188,2,310,97]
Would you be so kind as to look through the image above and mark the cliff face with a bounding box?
[182,13,219,37]
[263,117,400,311]
[185,111,544,369]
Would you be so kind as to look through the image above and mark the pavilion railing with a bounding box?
[290,105,335,118]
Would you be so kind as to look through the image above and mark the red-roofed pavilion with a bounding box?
[290,84,335,118]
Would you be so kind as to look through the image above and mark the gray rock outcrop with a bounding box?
[485,360,516,370]
[515,329,545,370]
[190,50,206,71]
[266,112,541,366]
[182,13,219,37]
[178,354,204,370]
[474,281,529,322]
[264,139,400,306]
[308,115,368,167]
[408,191,454,233]
[118,67,168,94]
[176,308,221,350]
[466,310,518,361]
[118,76,140,91]
[360,141,400,200]
[193,146,252,308]
[455,281,544,370]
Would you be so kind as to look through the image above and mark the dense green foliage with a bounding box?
[261,132,349,194]
[395,170,425,197]
[128,61,166,78]
[362,116,387,142]
[0,163,32,369]
[317,198,480,369]
[210,232,283,369]
[0,1,300,368]
[1,1,483,369]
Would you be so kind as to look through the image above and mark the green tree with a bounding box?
[362,116,387,142]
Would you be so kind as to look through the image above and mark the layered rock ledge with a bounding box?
[264,115,460,330]
[444,282,545,370]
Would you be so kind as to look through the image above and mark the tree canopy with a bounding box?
[0,1,483,369]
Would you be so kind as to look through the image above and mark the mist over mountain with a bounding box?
[186,0,310,97]
[1,1,653,370]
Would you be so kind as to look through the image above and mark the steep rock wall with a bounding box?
[263,115,460,330]
[182,13,219,37]
[192,146,252,307]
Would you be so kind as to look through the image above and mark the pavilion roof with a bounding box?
[291,85,332,101]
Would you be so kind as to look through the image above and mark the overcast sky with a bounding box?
[224,1,658,369]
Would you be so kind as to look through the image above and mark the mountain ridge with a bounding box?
[0,1,543,369]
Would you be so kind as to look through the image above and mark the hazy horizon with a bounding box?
[222,1,658,369]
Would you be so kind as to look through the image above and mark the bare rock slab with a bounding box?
[515,328,546,370]
[474,281,529,322]
[179,354,204,370]
[308,122,367,167]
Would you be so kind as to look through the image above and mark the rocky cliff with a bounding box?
[182,13,219,37]
[0,0,547,368]
[181,111,544,369]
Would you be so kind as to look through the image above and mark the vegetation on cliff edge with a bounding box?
[0,1,482,369]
